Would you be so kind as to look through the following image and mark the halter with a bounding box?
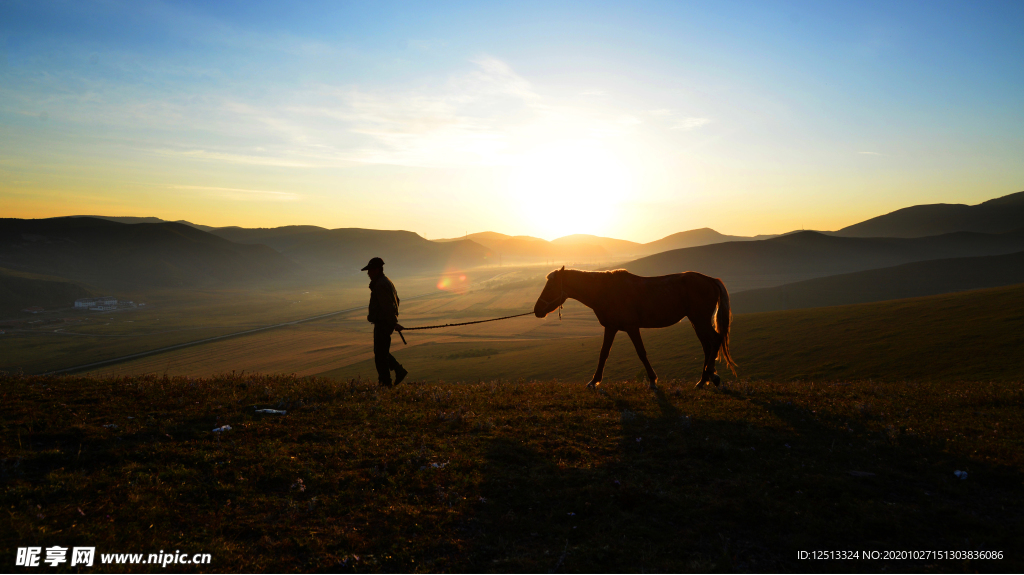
[536,269,566,320]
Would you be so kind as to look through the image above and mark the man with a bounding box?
[362,257,408,387]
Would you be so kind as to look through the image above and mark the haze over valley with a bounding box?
[4,190,1024,378]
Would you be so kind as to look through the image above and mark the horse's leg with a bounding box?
[587,326,617,389]
[690,320,722,388]
[625,328,658,390]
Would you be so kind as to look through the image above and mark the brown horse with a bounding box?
[534,267,737,389]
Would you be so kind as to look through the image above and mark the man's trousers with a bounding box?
[373,322,404,385]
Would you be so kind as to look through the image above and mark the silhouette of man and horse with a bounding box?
[362,258,735,389]
[534,267,737,389]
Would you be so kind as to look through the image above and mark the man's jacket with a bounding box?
[367,274,400,325]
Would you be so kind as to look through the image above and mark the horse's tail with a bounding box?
[714,278,738,375]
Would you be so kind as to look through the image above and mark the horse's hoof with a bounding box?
[694,381,706,389]
[711,374,721,387]
[586,380,599,389]
[648,383,658,391]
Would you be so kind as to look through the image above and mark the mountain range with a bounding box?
[0,217,297,291]
[731,249,1024,313]
[622,228,1024,291]
[835,190,1024,237]
[211,226,491,273]
[436,228,769,263]
[5,189,1020,309]
[71,215,215,232]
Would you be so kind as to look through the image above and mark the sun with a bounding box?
[507,139,633,239]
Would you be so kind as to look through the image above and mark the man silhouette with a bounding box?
[362,257,408,387]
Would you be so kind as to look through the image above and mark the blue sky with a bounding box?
[2,0,1022,240]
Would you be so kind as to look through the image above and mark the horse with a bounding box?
[533,267,737,390]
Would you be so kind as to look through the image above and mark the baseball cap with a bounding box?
[361,257,385,271]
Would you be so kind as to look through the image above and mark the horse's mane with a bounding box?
[547,268,628,280]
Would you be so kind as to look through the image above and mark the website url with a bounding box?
[16,547,211,568]
[101,552,212,567]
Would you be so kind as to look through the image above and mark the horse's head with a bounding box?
[534,266,567,318]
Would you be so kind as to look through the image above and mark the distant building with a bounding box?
[75,296,117,309]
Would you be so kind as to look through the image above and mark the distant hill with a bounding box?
[211,226,492,273]
[550,234,644,259]
[437,228,768,264]
[836,190,1024,238]
[210,225,332,252]
[0,267,95,316]
[71,215,215,232]
[0,217,298,290]
[732,250,1024,313]
[621,229,1024,291]
[642,228,765,253]
[442,232,562,262]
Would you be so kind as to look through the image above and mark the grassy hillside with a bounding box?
[69,266,577,380]
[323,283,1024,385]
[212,226,493,272]
[836,190,1024,238]
[623,229,1024,291]
[2,372,1020,572]
[0,268,95,315]
[0,217,298,290]
[733,251,1024,313]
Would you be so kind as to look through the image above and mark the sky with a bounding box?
[1,0,1022,242]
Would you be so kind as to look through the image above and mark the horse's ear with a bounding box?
[560,265,565,271]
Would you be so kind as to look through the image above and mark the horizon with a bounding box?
[2,1,1023,242]
[26,186,1024,243]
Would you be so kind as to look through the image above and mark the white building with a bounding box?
[75,296,117,309]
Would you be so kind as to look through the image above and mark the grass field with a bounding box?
[73,281,1024,390]
[5,282,1024,572]
[324,282,1024,385]
[2,371,1021,572]
[77,266,569,380]
[2,267,537,375]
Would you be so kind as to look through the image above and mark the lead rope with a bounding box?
[395,311,535,344]
[558,269,564,320]
[397,270,564,344]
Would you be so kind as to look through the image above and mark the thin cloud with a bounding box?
[272,56,637,168]
[858,151,882,156]
[152,148,315,168]
[671,117,711,130]
[648,109,712,130]
[5,47,652,171]
[170,184,299,201]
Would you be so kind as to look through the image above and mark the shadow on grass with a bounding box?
[460,384,1023,573]
[4,376,1022,573]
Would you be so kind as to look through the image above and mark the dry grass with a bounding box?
[326,283,1024,385]
[2,372,1022,572]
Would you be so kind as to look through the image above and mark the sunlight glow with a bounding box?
[507,140,634,239]
[437,274,469,291]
